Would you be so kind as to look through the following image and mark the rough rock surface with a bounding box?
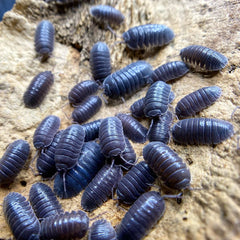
[0,0,240,239]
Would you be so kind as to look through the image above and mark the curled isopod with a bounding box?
[23,71,54,108]
[175,86,222,118]
[35,20,54,62]
[0,140,30,185]
[122,24,174,50]
[143,142,191,190]
[172,118,234,145]
[180,45,228,72]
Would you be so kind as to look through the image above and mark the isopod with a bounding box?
[130,97,145,119]
[172,118,234,145]
[23,71,54,108]
[82,119,102,142]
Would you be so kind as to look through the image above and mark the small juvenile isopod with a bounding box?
[144,81,171,117]
[103,61,153,99]
[40,210,89,240]
[172,118,234,145]
[117,161,157,204]
[99,117,126,158]
[35,20,55,62]
[3,192,40,240]
[0,139,30,185]
[122,24,174,50]
[90,5,125,26]
[116,191,165,240]
[180,45,228,72]
[175,86,222,118]
[29,182,63,220]
[116,113,148,143]
[23,71,54,108]
[90,42,112,84]
[81,164,122,212]
[72,95,102,124]
[143,142,191,190]
[151,61,189,83]
[89,219,117,240]
[33,115,60,149]
[68,80,99,106]
[82,119,102,142]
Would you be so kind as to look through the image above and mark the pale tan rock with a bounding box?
[0,0,239,239]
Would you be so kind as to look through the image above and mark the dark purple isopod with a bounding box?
[54,141,105,199]
[148,111,173,143]
[117,161,157,204]
[3,192,40,240]
[151,61,189,83]
[0,140,30,185]
[34,20,54,62]
[82,119,102,141]
[103,61,153,99]
[99,117,126,157]
[90,42,112,84]
[33,115,60,149]
[175,86,222,118]
[180,45,228,72]
[81,164,123,212]
[89,219,117,240]
[54,124,85,171]
[72,95,102,124]
[172,118,234,145]
[68,80,99,106]
[90,5,125,26]
[143,142,191,190]
[114,137,136,171]
[122,24,174,50]
[116,113,148,143]
[116,191,165,240]
[144,81,171,117]
[36,130,62,178]
[40,210,89,240]
[23,71,54,109]
[29,182,63,220]
[130,97,145,119]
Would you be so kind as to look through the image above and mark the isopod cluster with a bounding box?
[0,1,235,240]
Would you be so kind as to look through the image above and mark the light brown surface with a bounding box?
[0,0,240,239]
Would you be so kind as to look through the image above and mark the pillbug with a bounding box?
[116,113,148,143]
[117,161,157,204]
[89,219,117,240]
[143,142,191,190]
[40,210,89,240]
[90,5,125,26]
[175,86,222,118]
[130,97,145,119]
[29,182,63,220]
[99,117,126,158]
[54,141,105,199]
[23,71,54,109]
[122,24,174,50]
[103,61,153,99]
[148,111,173,143]
[0,140,30,185]
[68,80,99,106]
[54,124,85,171]
[82,119,102,142]
[33,115,60,149]
[90,42,112,84]
[172,118,234,145]
[144,81,171,118]
[3,192,40,240]
[72,95,102,124]
[180,45,228,72]
[34,20,54,62]
[151,61,189,83]
[36,130,62,178]
[116,191,165,240]
[81,164,123,212]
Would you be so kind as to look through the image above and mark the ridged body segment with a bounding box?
[82,119,102,141]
